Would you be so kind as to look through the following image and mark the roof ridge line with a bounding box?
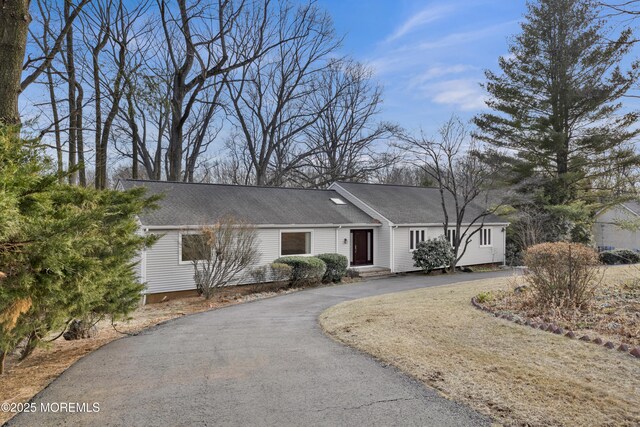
[122,179,340,192]
[335,181,440,190]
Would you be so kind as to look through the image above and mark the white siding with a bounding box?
[143,227,350,294]
[594,206,640,250]
[336,227,351,259]
[145,231,191,293]
[375,226,391,269]
[393,225,506,273]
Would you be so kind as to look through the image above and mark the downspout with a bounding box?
[141,226,149,305]
[502,225,508,267]
[390,224,398,272]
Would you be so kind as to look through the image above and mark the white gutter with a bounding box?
[143,223,382,230]
[395,222,510,227]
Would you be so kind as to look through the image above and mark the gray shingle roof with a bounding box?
[120,180,378,227]
[622,200,640,216]
[333,182,507,225]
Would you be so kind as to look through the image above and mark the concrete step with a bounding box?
[355,267,393,279]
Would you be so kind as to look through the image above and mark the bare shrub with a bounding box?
[523,242,602,309]
[250,266,269,284]
[250,263,293,284]
[188,217,260,300]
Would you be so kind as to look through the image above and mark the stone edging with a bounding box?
[471,297,640,360]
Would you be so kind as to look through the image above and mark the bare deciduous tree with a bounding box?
[400,116,504,272]
[185,217,260,299]
[0,0,89,124]
[17,0,400,187]
[158,0,275,182]
[225,2,339,186]
[90,0,150,189]
[298,60,398,187]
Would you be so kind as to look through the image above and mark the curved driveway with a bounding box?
[9,271,509,427]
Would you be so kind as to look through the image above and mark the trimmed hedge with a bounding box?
[250,263,293,283]
[599,249,640,265]
[273,256,326,287]
[316,253,348,283]
[270,262,293,282]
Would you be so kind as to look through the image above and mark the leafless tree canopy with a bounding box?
[15,0,397,188]
[399,116,504,271]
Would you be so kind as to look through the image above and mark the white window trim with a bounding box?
[279,229,314,257]
[480,227,493,247]
[178,231,208,265]
[446,228,457,247]
[409,228,427,252]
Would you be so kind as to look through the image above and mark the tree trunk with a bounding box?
[0,0,30,125]
[46,65,64,181]
[19,331,38,360]
[0,350,5,375]
[65,0,78,185]
[132,136,139,179]
[168,103,184,181]
[76,82,86,186]
[93,41,104,188]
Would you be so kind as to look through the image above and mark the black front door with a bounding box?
[351,229,373,266]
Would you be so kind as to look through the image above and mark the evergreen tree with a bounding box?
[474,0,640,207]
[0,126,157,374]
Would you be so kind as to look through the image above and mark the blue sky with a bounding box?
[316,0,527,134]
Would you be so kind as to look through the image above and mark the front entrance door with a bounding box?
[351,229,373,266]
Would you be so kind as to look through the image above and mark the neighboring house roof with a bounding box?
[622,201,640,216]
[594,200,640,220]
[332,181,507,225]
[120,180,378,227]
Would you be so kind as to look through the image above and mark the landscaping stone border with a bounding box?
[471,297,640,360]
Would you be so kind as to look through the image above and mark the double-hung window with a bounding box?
[409,229,426,250]
[446,229,457,247]
[480,228,492,247]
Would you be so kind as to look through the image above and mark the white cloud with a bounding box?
[385,4,457,43]
[410,64,475,85]
[370,20,518,76]
[428,79,488,111]
[417,20,518,50]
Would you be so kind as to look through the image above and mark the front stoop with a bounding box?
[354,266,393,279]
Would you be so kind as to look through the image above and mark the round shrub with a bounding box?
[412,236,454,273]
[524,242,601,308]
[273,256,326,287]
[269,262,293,282]
[599,249,640,265]
[316,253,348,283]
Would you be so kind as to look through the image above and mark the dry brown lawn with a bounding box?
[320,267,640,427]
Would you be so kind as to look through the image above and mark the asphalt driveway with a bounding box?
[8,270,510,427]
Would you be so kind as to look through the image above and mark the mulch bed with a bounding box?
[471,291,640,359]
